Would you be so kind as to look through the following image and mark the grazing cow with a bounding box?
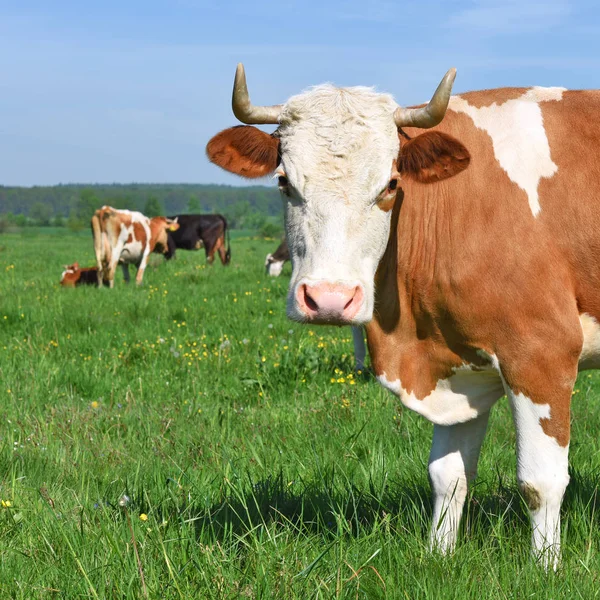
[60,263,107,287]
[265,238,289,277]
[207,64,600,567]
[265,237,367,370]
[91,206,179,287]
[165,214,231,265]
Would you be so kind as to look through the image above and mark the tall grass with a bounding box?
[0,232,599,598]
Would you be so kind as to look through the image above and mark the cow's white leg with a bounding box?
[351,326,366,371]
[428,411,490,553]
[135,250,150,285]
[507,389,569,570]
[108,240,125,288]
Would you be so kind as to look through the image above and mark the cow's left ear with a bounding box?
[206,125,279,179]
[398,131,470,184]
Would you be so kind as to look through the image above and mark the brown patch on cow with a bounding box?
[132,222,145,245]
[206,125,279,178]
[398,131,470,184]
[541,416,570,448]
[520,483,542,511]
[457,88,528,109]
[367,99,584,445]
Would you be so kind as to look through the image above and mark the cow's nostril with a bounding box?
[303,285,319,311]
[344,292,356,310]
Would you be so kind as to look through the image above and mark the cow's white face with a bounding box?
[277,86,400,325]
[207,69,464,325]
[265,253,285,277]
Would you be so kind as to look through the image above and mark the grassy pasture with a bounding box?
[0,229,599,598]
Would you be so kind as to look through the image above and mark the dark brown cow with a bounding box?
[206,64,600,568]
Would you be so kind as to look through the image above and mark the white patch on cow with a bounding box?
[117,214,151,265]
[377,364,504,426]
[504,388,569,570]
[578,313,600,369]
[278,85,400,324]
[449,87,565,217]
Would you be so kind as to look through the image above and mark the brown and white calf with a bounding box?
[265,237,368,371]
[91,206,179,287]
[60,263,104,287]
[207,64,600,568]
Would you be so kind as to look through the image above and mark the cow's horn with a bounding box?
[232,63,282,125]
[394,68,456,129]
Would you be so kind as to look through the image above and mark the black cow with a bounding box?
[166,214,231,265]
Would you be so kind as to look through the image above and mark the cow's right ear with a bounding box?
[206,125,279,179]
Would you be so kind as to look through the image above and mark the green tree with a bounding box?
[75,189,101,221]
[144,196,164,217]
[187,195,201,213]
[67,210,84,232]
[30,202,52,226]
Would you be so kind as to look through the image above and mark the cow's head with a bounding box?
[150,217,180,254]
[207,65,469,325]
[60,262,80,287]
[265,252,285,277]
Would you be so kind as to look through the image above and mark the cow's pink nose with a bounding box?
[297,282,363,322]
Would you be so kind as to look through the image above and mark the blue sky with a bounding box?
[0,0,598,186]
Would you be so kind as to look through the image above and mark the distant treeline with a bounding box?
[0,183,284,235]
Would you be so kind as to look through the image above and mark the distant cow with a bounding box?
[165,214,231,265]
[60,263,107,287]
[265,238,289,276]
[91,206,179,287]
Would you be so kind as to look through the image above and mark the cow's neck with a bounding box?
[367,175,488,397]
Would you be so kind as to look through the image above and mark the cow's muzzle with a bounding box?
[295,282,364,324]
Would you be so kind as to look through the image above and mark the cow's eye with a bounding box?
[278,176,288,187]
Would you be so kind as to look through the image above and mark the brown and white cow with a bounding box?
[91,206,179,287]
[60,263,107,287]
[207,64,600,568]
[265,237,368,371]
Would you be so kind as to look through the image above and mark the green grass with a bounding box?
[0,231,599,598]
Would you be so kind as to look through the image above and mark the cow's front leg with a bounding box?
[506,387,570,570]
[428,411,490,553]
